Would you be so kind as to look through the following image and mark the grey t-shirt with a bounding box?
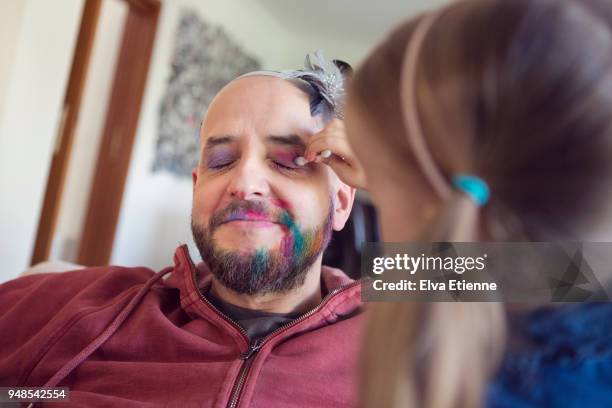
[206,288,301,340]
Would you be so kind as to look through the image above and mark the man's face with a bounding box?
[191,77,351,294]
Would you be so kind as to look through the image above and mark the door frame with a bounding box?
[30,0,103,266]
[31,0,161,266]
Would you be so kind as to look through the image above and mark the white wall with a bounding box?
[52,0,128,262]
[0,0,84,282]
[111,0,369,269]
[0,1,27,122]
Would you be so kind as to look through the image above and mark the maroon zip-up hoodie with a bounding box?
[0,245,362,407]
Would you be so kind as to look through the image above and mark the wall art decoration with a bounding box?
[152,10,260,177]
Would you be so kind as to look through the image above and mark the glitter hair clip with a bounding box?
[237,51,352,120]
[284,50,352,120]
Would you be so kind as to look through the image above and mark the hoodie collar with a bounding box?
[164,244,361,322]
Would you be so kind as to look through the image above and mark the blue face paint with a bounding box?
[280,211,304,260]
[253,248,268,278]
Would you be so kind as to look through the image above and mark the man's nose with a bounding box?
[227,156,270,200]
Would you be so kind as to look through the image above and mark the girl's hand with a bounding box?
[297,118,368,190]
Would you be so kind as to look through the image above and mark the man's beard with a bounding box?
[191,199,334,295]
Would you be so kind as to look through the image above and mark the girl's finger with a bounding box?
[305,134,354,163]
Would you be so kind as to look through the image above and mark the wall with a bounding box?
[0,0,85,282]
[0,1,27,122]
[111,0,367,269]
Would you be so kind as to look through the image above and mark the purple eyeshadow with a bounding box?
[205,147,302,170]
[206,149,236,168]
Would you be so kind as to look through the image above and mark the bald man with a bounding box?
[0,53,363,408]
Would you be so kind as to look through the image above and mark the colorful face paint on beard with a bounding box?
[191,199,334,295]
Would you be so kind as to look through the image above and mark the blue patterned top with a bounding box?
[487,304,612,407]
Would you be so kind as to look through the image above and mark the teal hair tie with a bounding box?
[452,174,490,206]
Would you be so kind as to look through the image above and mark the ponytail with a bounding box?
[360,6,507,408]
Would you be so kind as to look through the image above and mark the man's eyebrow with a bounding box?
[205,135,235,148]
[266,135,306,149]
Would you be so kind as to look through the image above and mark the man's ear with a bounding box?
[332,179,356,231]
[192,168,198,193]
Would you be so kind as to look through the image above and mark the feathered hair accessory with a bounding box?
[284,51,352,120]
[237,50,352,121]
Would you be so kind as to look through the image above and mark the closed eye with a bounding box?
[273,160,299,170]
[268,157,304,172]
[208,160,235,170]
[267,150,302,172]
[205,148,237,171]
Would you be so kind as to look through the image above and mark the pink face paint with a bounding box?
[271,198,292,211]
[242,210,269,221]
[225,207,271,223]
[280,233,294,258]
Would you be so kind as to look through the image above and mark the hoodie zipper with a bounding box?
[227,338,263,408]
[183,246,361,408]
[226,281,360,408]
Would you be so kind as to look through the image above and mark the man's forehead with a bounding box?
[201,76,322,141]
[204,134,307,151]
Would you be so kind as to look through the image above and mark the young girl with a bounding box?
[304,0,612,406]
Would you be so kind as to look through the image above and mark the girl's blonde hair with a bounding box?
[351,0,612,407]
